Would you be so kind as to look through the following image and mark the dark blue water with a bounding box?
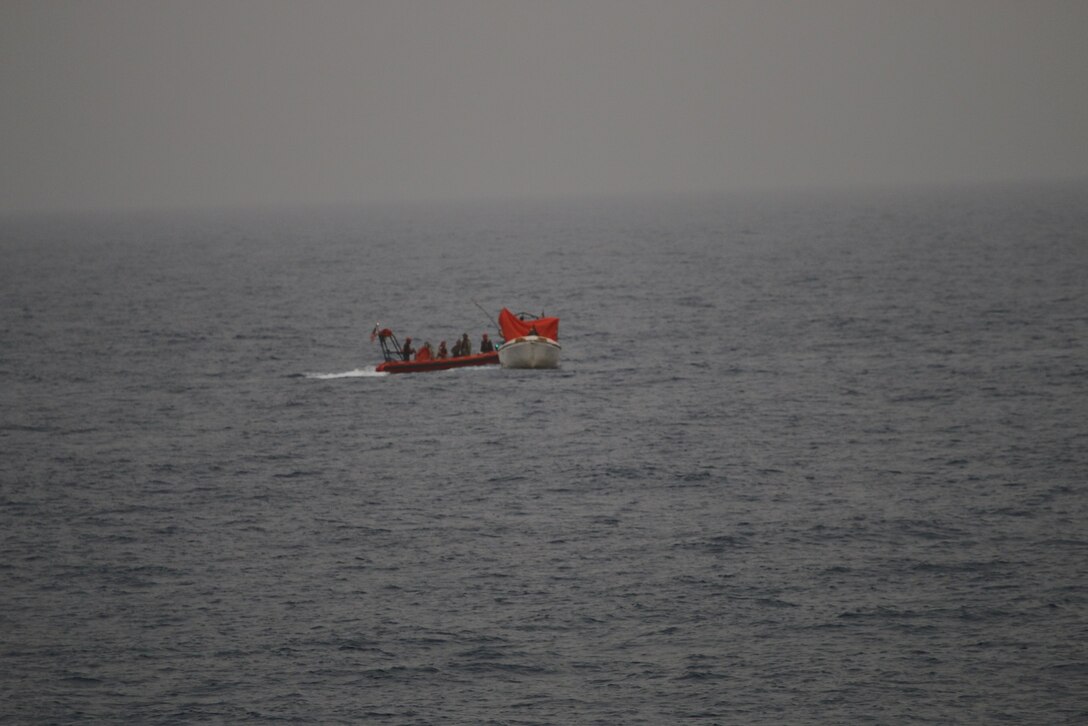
[2,183,1087,724]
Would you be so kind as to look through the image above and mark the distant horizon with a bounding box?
[4,175,1086,219]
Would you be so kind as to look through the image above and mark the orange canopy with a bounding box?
[499,308,559,341]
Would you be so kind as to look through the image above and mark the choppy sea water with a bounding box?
[2,183,1086,724]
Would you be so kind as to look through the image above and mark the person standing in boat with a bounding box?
[451,337,463,357]
[480,333,495,353]
[459,333,472,357]
[401,337,415,361]
[437,341,449,359]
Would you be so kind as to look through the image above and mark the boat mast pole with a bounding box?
[472,299,501,335]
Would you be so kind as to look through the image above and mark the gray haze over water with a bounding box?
[3,1,1088,213]
[3,1,1088,722]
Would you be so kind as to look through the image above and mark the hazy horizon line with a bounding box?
[4,174,1087,219]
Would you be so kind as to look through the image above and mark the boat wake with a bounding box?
[303,367,386,379]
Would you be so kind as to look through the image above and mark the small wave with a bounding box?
[676,669,729,681]
[273,470,323,479]
[303,367,385,379]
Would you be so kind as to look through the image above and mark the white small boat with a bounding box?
[496,308,562,369]
[498,335,561,369]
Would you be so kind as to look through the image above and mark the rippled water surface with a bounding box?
[2,184,1087,723]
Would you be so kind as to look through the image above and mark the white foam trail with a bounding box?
[304,367,386,379]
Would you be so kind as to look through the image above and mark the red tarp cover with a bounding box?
[499,308,559,342]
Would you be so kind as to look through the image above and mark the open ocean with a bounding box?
[2,182,1086,724]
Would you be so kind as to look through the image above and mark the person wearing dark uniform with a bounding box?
[451,337,463,357]
[401,337,415,361]
[437,341,448,359]
[459,333,472,356]
[480,333,495,353]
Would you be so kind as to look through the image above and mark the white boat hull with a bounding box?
[498,336,561,369]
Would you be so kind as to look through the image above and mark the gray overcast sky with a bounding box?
[2,0,1087,212]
